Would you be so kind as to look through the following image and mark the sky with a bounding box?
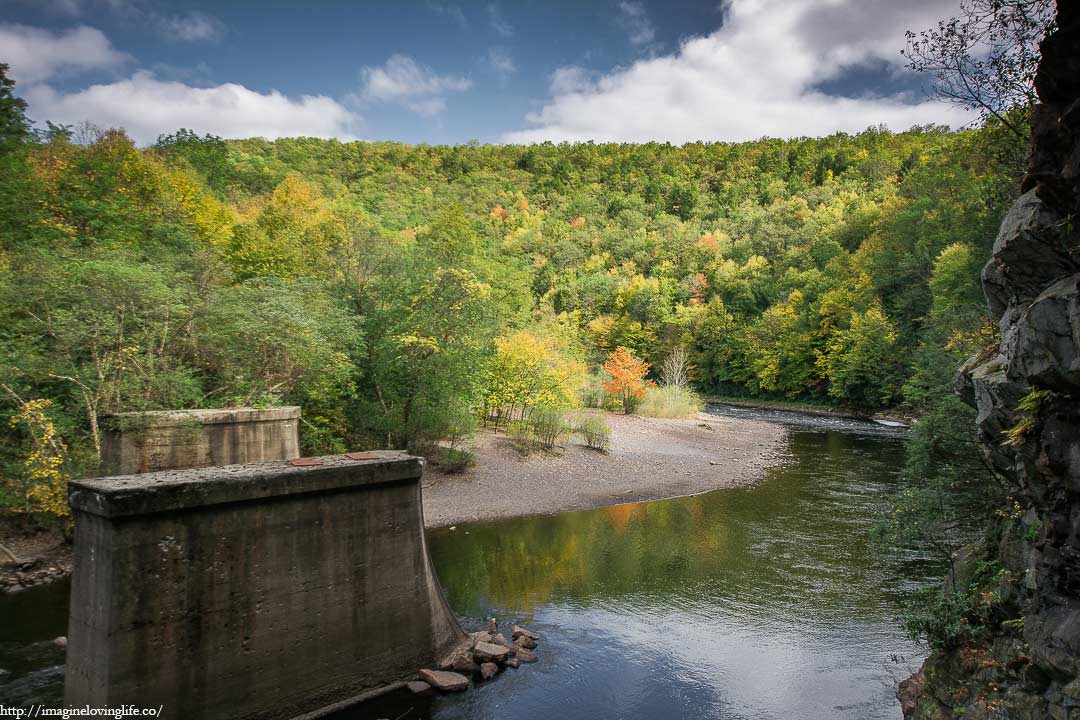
[0,0,976,146]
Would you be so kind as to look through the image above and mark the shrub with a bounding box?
[428,446,476,474]
[575,413,611,453]
[4,397,71,520]
[901,561,1011,651]
[637,385,703,419]
[527,406,570,450]
[901,587,983,651]
[505,418,533,451]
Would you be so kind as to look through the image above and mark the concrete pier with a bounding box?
[100,407,301,475]
[65,451,464,720]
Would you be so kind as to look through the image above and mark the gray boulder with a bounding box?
[472,641,510,664]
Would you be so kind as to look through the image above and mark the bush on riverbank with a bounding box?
[574,413,611,452]
[528,407,570,450]
[426,445,477,474]
[506,406,570,452]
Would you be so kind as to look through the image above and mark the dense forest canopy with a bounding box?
[0,58,1024,514]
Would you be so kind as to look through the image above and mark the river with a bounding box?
[343,405,935,719]
[0,405,936,718]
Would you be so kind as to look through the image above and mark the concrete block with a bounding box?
[65,451,464,720]
[100,407,301,476]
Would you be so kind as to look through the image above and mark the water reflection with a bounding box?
[408,430,937,720]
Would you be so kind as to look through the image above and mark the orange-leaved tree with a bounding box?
[602,347,654,414]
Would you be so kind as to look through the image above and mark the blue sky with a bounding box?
[1,0,972,145]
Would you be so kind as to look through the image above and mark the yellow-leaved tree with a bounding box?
[484,330,586,431]
[3,392,70,520]
[224,173,341,280]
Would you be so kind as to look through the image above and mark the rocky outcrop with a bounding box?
[907,3,1080,718]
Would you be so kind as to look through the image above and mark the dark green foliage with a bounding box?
[154,129,229,191]
[900,561,1012,651]
[0,64,31,152]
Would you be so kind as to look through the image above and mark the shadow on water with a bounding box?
[337,424,941,720]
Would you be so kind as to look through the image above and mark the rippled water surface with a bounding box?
[0,577,68,706]
[2,406,936,719]
[345,412,937,720]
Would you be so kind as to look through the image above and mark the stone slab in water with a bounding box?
[473,641,511,663]
[418,669,469,692]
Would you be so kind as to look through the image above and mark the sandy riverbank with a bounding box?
[422,410,787,528]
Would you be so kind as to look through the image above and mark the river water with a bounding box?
[347,406,935,720]
[0,405,935,719]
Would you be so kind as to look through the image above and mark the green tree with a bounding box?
[154,128,229,191]
[225,174,341,280]
[0,63,31,151]
[2,251,203,461]
[819,305,903,408]
[194,279,361,453]
[365,266,495,450]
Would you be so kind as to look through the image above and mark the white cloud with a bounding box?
[549,66,598,95]
[0,24,132,84]
[156,11,225,42]
[15,1,227,43]
[485,47,516,81]
[360,54,471,116]
[616,1,656,47]
[504,0,973,144]
[427,2,468,29]
[488,4,513,38]
[25,71,360,144]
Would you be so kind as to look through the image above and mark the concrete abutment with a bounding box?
[65,451,465,719]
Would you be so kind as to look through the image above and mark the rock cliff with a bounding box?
[904,2,1080,717]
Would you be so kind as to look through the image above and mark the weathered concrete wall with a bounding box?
[100,407,301,476]
[65,452,464,720]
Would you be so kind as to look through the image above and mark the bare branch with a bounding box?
[903,0,1055,138]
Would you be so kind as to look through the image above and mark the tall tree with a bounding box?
[0,63,31,151]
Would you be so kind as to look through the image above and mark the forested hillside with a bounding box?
[0,62,1024,513]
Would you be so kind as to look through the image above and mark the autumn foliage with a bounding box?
[602,347,655,414]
